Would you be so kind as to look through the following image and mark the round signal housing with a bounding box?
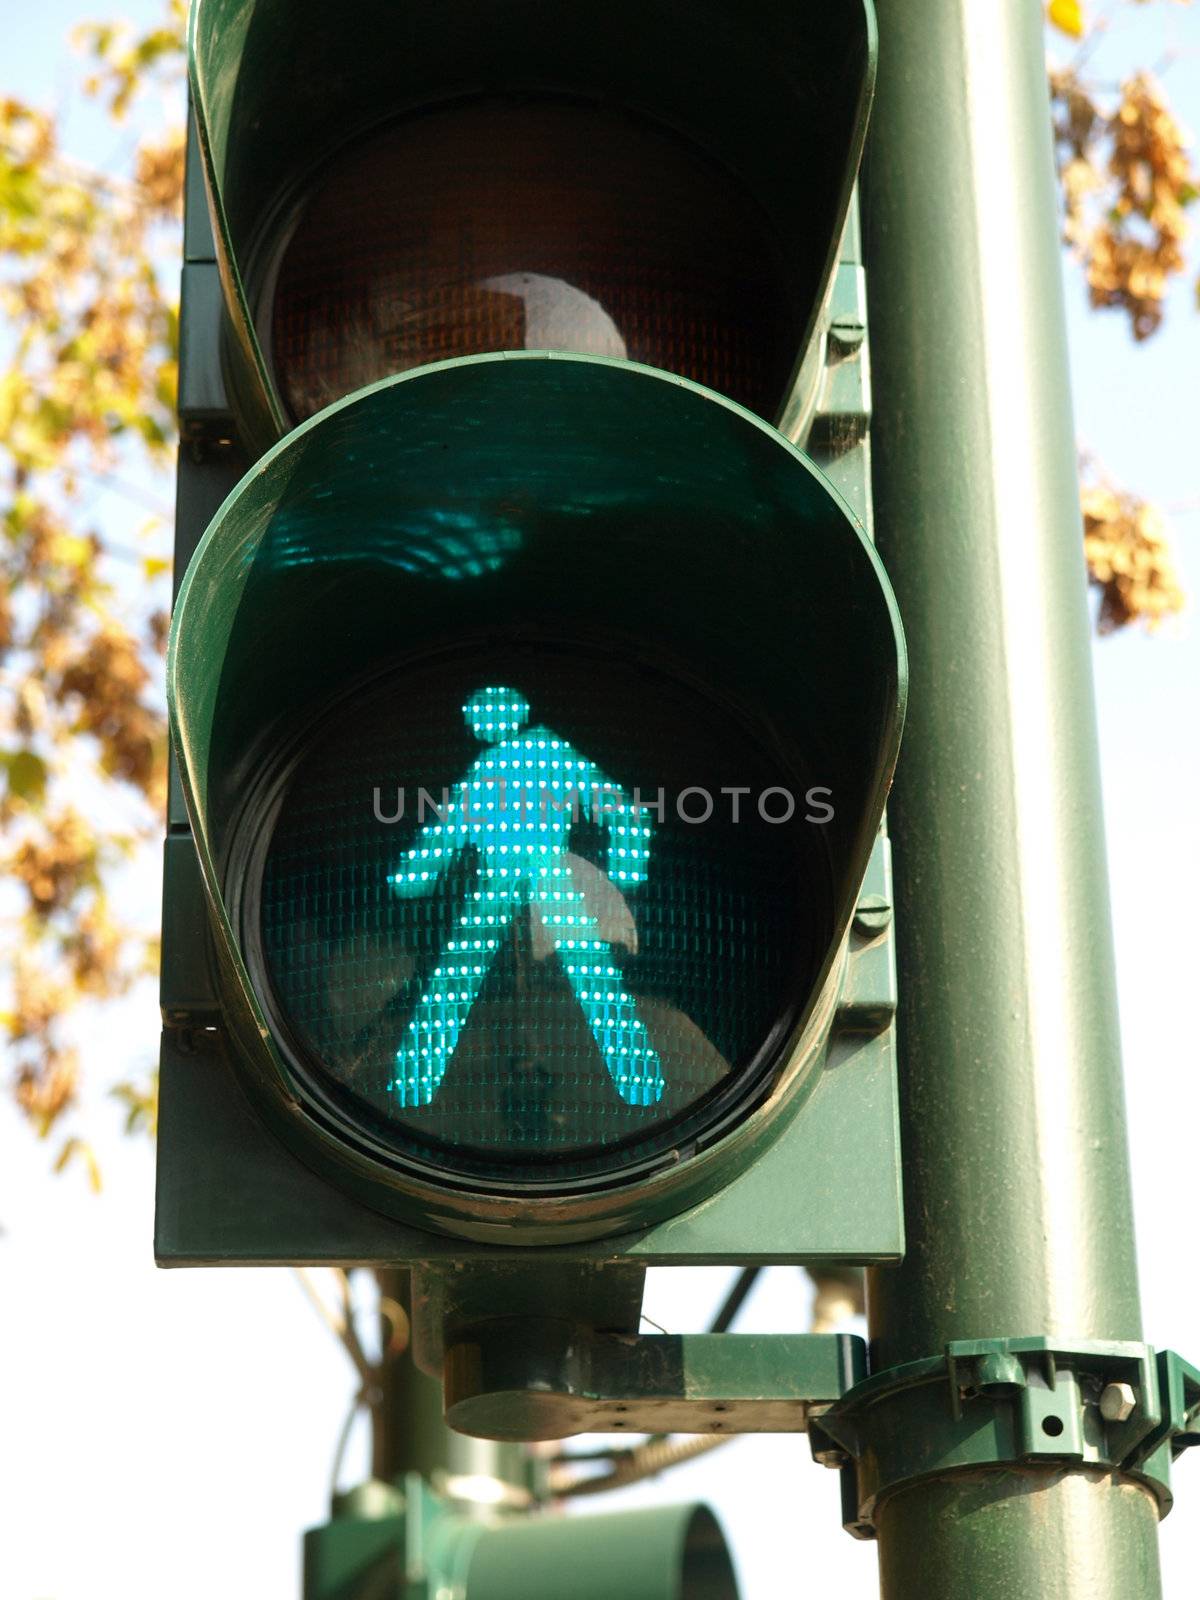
[241,646,832,1194]
[263,98,799,423]
[167,355,905,1242]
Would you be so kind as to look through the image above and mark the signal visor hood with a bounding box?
[188,0,876,449]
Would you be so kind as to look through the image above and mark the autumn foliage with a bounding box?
[1047,2,1196,632]
[1053,66,1197,341]
[1,6,183,1178]
[1082,473,1186,631]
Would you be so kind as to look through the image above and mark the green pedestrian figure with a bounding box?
[390,685,665,1109]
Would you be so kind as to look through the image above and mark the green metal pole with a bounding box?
[862,1,1162,1595]
[372,1269,524,1490]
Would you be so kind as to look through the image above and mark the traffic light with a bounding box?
[160,0,905,1299]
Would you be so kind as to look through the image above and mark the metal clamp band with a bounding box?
[809,1338,1200,1539]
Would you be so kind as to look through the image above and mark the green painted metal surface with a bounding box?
[1143,1350,1200,1486]
[874,1473,1162,1600]
[462,1501,738,1600]
[165,352,905,1244]
[864,0,1139,1364]
[372,1270,526,1492]
[815,1338,1196,1539]
[160,181,909,1272]
[303,1475,739,1600]
[862,0,1164,1589]
[312,1278,743,1598]
[187,0,875,449]
[163,29,908,1261]
[154,932,906,1263]
[442,1326,867,1441]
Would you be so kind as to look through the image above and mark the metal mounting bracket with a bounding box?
[436,1315,1198,1546]
[808,1338,1200,1539]
[442,1322,867,1442]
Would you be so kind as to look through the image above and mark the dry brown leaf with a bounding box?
[1082,478,1185,631]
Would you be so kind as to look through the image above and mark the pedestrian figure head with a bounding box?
[463,685,530,745]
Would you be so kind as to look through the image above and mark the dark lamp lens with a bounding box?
[266,100,799,422]
[251,648,832,1189]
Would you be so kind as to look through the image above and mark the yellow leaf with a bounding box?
[53,1136,103,1192]
[50,532,94,569]
[141,555,171,580]
[1048,0,1085,38]
[4,748,49,804]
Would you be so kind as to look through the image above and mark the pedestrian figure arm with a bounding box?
[583,767,654,889]
[390,785,467,899]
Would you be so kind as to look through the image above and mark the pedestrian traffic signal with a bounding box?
[159,0,906,1267]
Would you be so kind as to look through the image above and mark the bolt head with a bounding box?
[853,895,892,936]
[1099,1381,1137,1423]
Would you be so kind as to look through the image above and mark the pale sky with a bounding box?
[2,4,1197,1598]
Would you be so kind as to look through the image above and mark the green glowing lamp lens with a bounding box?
[251,647,832,1187]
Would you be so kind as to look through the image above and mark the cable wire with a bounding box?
[548,1433,732,1498]
[708,1265,761,1333]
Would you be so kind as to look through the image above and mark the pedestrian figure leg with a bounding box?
[394,879,516,1106]
[536,864,664,1106]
